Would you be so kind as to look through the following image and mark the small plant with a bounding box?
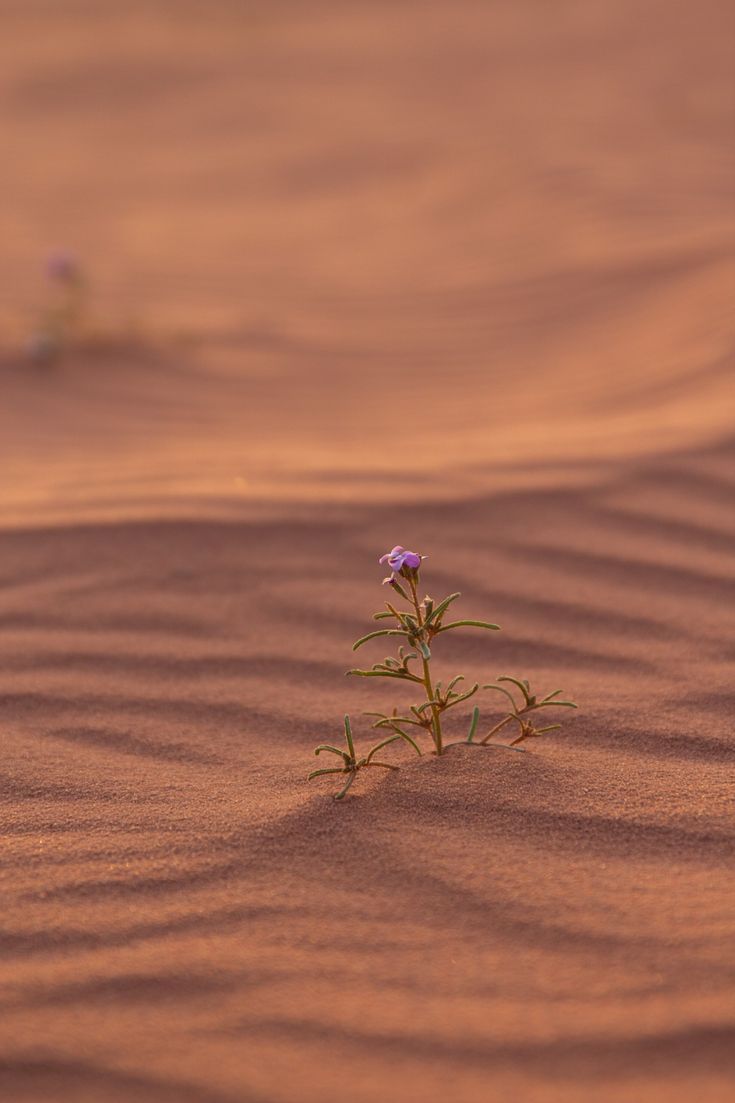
[27,250,86,364]
[478,676,577,747]
[307,714,410,801]
[308,546,577,799]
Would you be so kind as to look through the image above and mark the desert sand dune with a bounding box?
[1,1,734,1102]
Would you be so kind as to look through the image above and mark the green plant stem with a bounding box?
[409,577,443,755]
[479,714,516,745]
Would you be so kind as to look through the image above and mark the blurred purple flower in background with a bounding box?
[46,249,80,284]
[26,249,86,364]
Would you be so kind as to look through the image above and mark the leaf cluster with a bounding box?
[307,715,413,801]
[349,590,498,681]
[472,676,578,747]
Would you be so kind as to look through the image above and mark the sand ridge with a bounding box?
[2,441,734,1102]
[1,1,734,1101]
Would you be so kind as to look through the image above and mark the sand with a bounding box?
[1,2,734,1101]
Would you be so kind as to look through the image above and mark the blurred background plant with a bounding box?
[27,250,87,364]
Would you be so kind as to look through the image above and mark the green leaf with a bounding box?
[370,722,422,757]
[366,734,402,762]
[446,674,465,695]
[386,602,413,629]
[371,713,425,729]
[418,641,431,660]
[466,706,480,743]
[389,727,423,756]
[352,628,409,651]
[442,683,479,711]
[308,767,347,780]
[483,682,519,709]
[343,714,355,758]
[425,592,461,626]
[314,744,348,760]
[437,620,500,634]
[532,700,577,710]
[334,772,357,800]
[347,669,418,681]
[376,666,423,684]
[498,675,533,705]
[373,611,396,621]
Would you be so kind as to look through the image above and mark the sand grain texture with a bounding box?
[1,2,734,1101]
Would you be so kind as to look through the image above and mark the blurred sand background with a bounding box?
[1,2,734,1101]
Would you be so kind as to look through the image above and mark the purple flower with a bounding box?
[379,545,424,583]
[46,249,79,284]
